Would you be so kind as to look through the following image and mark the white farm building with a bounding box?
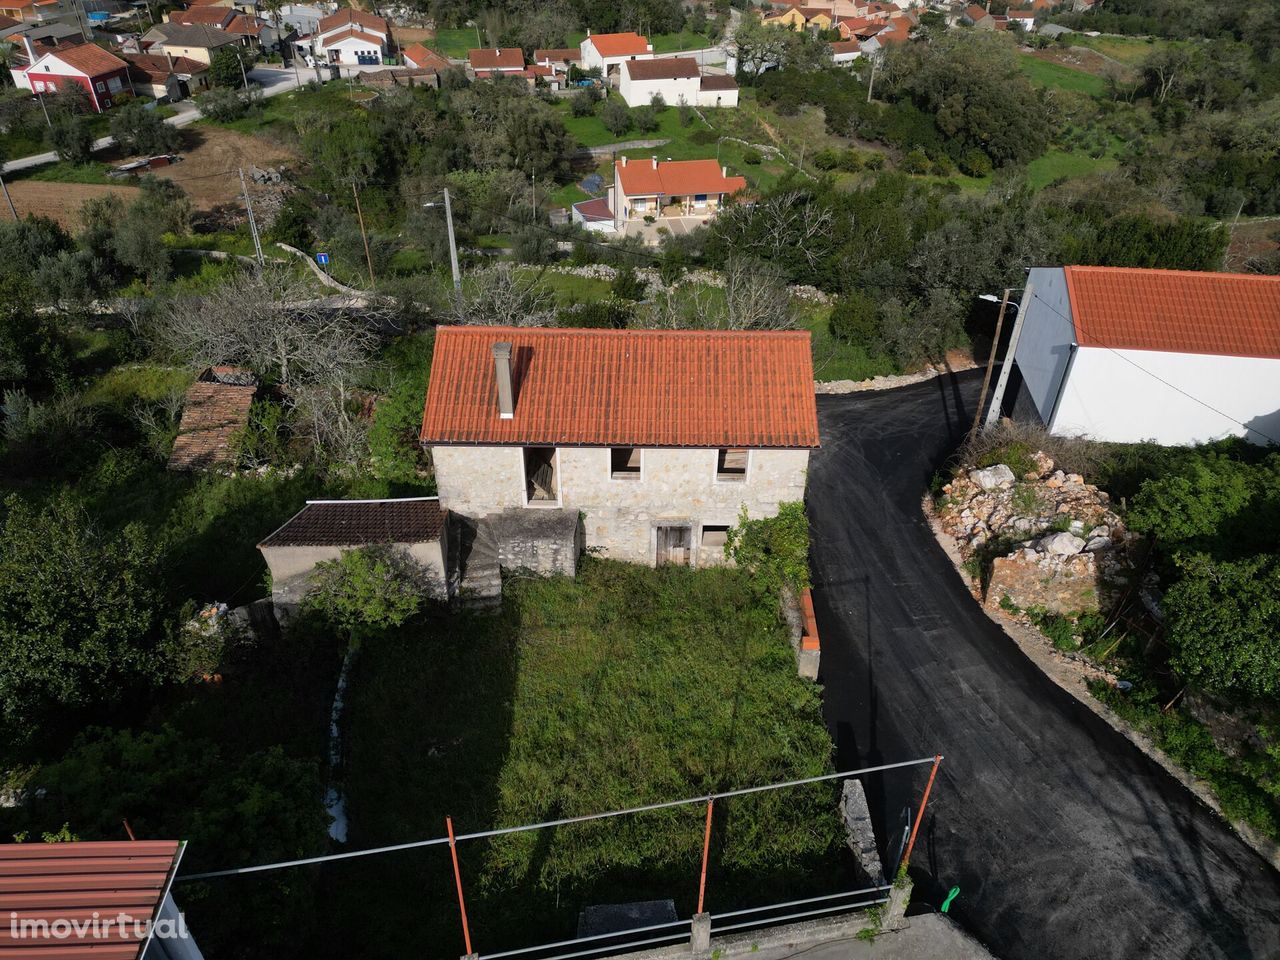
[1001,266,1280,446]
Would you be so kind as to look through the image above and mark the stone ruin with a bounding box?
[938,452,1134,615]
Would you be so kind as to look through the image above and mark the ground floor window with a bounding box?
[700,524,729,550]
[523,447,559,504]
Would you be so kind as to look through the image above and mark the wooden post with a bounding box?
[969,288,1011,441]
[352,181,376,289]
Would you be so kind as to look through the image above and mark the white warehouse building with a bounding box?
[1001,266,1280,446]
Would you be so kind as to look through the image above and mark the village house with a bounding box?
[0,0,67,24]
[532,46,580,75]
[12,42,130,111]
[1005,9,1037,29]
[998,266,1280,446]
[830,38,862,64]
[122,51,210,99]
[763,5,834,30]
[419,327,819,567]
[698,73,739,107]
[618,56,698,106]
[962,3,995,27]
[142,22,240,65]
[311,7,387,65]
[468,46,524,74]
[402,42,451,71]
[608,156,747,234]
[163,4,281,52]
[578,30,653,75]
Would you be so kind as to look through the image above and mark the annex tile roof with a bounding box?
[167,368,257,471]
[167,6,233,26]
[615,157,747,198]
[259,497,446,548]
[402,42,451,69]
[829,39,861,54]
[623,56,699,81]
[585,31,651,58]
[323,26,384,46]
[533,46,579,62]
[699,73,738,90]
[1062,266,1280,360]
[0,840,183,960]
[146,22,238,47]
[47,41,126,75]
[420,327,820,448]
[317,7,385,35]
[468,46,523,69]
[123,51,206,79]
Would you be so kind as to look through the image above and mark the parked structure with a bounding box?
[698,73,739,107]
[12,42,130,110]
[420,327,819,566]
[578,30,652,74]
[1001,266,1280,445]
[618,56,698,106]
[259,497,450,617]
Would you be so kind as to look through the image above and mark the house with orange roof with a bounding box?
[420,327,819,566]
[402,42,451,71]
[312,7,387,64]
[468,46,524,73]
[962,3,995,27]
[532,46,580,75]
[13,41,130,110]
[579,30,653,74]
[999,266,1280,445]
[605,155,747,237]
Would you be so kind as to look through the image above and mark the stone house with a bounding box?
[419,327,820,567]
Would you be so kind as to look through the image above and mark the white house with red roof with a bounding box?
[420,327,819,566]
[468,46,524,73]
[608,156,747,233]
[578,30,653,74]
[312,7,387,64]
[13,41,130,110]
[1000,266,1280,445]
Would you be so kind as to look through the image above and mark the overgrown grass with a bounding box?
[651,30,714,53]
[1065,33,1184,66]
[330,559,847,958]
[1092,677,1280,843]
[801,306,898,383]
[428,27,484,58]
[6,160,119,184]
[1018,53,1108,96]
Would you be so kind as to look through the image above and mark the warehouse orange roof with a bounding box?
[420,327,820,448]
[1063,266,1280,359]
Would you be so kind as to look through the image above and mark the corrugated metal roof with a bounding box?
[259,498,446,548]
[0,840,182,960]
[1063,266,1280,359]
[420,327,820,448]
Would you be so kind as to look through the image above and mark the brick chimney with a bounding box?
[492,342,514,419]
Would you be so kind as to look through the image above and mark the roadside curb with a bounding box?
[922,493,1280,874]
[816,359,979,394]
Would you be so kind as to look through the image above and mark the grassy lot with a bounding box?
[202,82,364,138]
[652,30,714,53]
[1026,148,1118,188]
[1065,33,1182,66]
[428,27,483,58]
[4,160,118,184]
[1019,53,1107,96]
[324,559,847,959]
[524,268,613,306]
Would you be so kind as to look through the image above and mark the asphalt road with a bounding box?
[807,370,1280,960]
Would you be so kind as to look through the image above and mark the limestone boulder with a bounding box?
[969,464,1016,491]
[1040,532,1086,556]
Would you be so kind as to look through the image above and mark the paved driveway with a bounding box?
[807,370,1280,960]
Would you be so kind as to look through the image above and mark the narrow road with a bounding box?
[807,370,1280,960]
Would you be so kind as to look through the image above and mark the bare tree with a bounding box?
[642,258,796,331]
[450,263,555,327]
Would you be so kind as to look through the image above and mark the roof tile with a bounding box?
[420,327,820,448]
[259,498,446,548]
[586,32,651,57]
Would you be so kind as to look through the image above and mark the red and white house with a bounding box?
[311,8,388,65]
[14,42,131,111]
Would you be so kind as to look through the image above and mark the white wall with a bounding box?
[695,85,739,107]
[619,71,698,107]
[432,445,810,564]
[1051,347,1280,445]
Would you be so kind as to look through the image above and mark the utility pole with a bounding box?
[351,181,375,288]
[425,189,462,297]
[969,288,1011,441]
[239,167,265,265]
[0,174,17,220]
[239,50,251,91]
[35,91,52,129]
[983,281,1034,431]
[866,52,878,104]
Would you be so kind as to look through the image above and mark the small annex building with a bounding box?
[420,327,819,567]
[258,496,450,617]
[168,366,258,472]
[1003,266,1280,445]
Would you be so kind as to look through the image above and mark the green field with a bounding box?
[651,30,714,53]
[1026,148,1118,188]
[1066,33,1182,65]
[427,27,483,58]
[1019,53,1107,96]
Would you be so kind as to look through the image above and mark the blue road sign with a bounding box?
[316,253,330,266]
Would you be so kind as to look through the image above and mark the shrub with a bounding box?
[50,115,92,164]
[838,150,864,172]
[600,98,632,136]
[569,88,599,117]
[814,148,842,170]
[197,86,256,122]
[726,501,811,594]
[649,91,667,111]
[864,152,885,170]
[611,265,647,301]
[631,105,659,133]
[109,101,181,156]
[959,148,993,177]
[827,290,879,346]
[558,298,634,328]
[689,129,718,145]
[742,147,762,165]
[305,545,431,638]
[902,148,930,174]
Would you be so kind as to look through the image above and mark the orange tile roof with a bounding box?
[1062,266,1280,360]
[402,42,451,69]
[534,46,580,63]
[168,6,232,26]
[420,327,820,448]
[168,373,257,470]
[468,47,523,69]
[323,26,384,46]
[50,42,127,76]
[615,157,747,198]
[624,56,698,81]
[586,31,651,58]
[964,3,988,18]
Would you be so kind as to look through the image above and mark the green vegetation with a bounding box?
[428,27,483,59]
[332,558,843,956]
[1018,54,1108,96]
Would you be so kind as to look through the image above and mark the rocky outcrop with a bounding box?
[938,452,1133,614]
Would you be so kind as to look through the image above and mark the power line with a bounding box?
[176,755,940,882]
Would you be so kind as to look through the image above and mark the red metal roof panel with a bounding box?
[420,327,820,448]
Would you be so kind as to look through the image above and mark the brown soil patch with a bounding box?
[5,181,140,229]
[391,26,434,45]
[148,124,299,211]
[1028,46,1126,79]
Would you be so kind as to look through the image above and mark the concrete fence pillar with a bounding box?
[690,912,711,957]
[883,876,912,931]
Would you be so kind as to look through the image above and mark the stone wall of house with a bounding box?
[487,509,582,577]
[432,445,809,565]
